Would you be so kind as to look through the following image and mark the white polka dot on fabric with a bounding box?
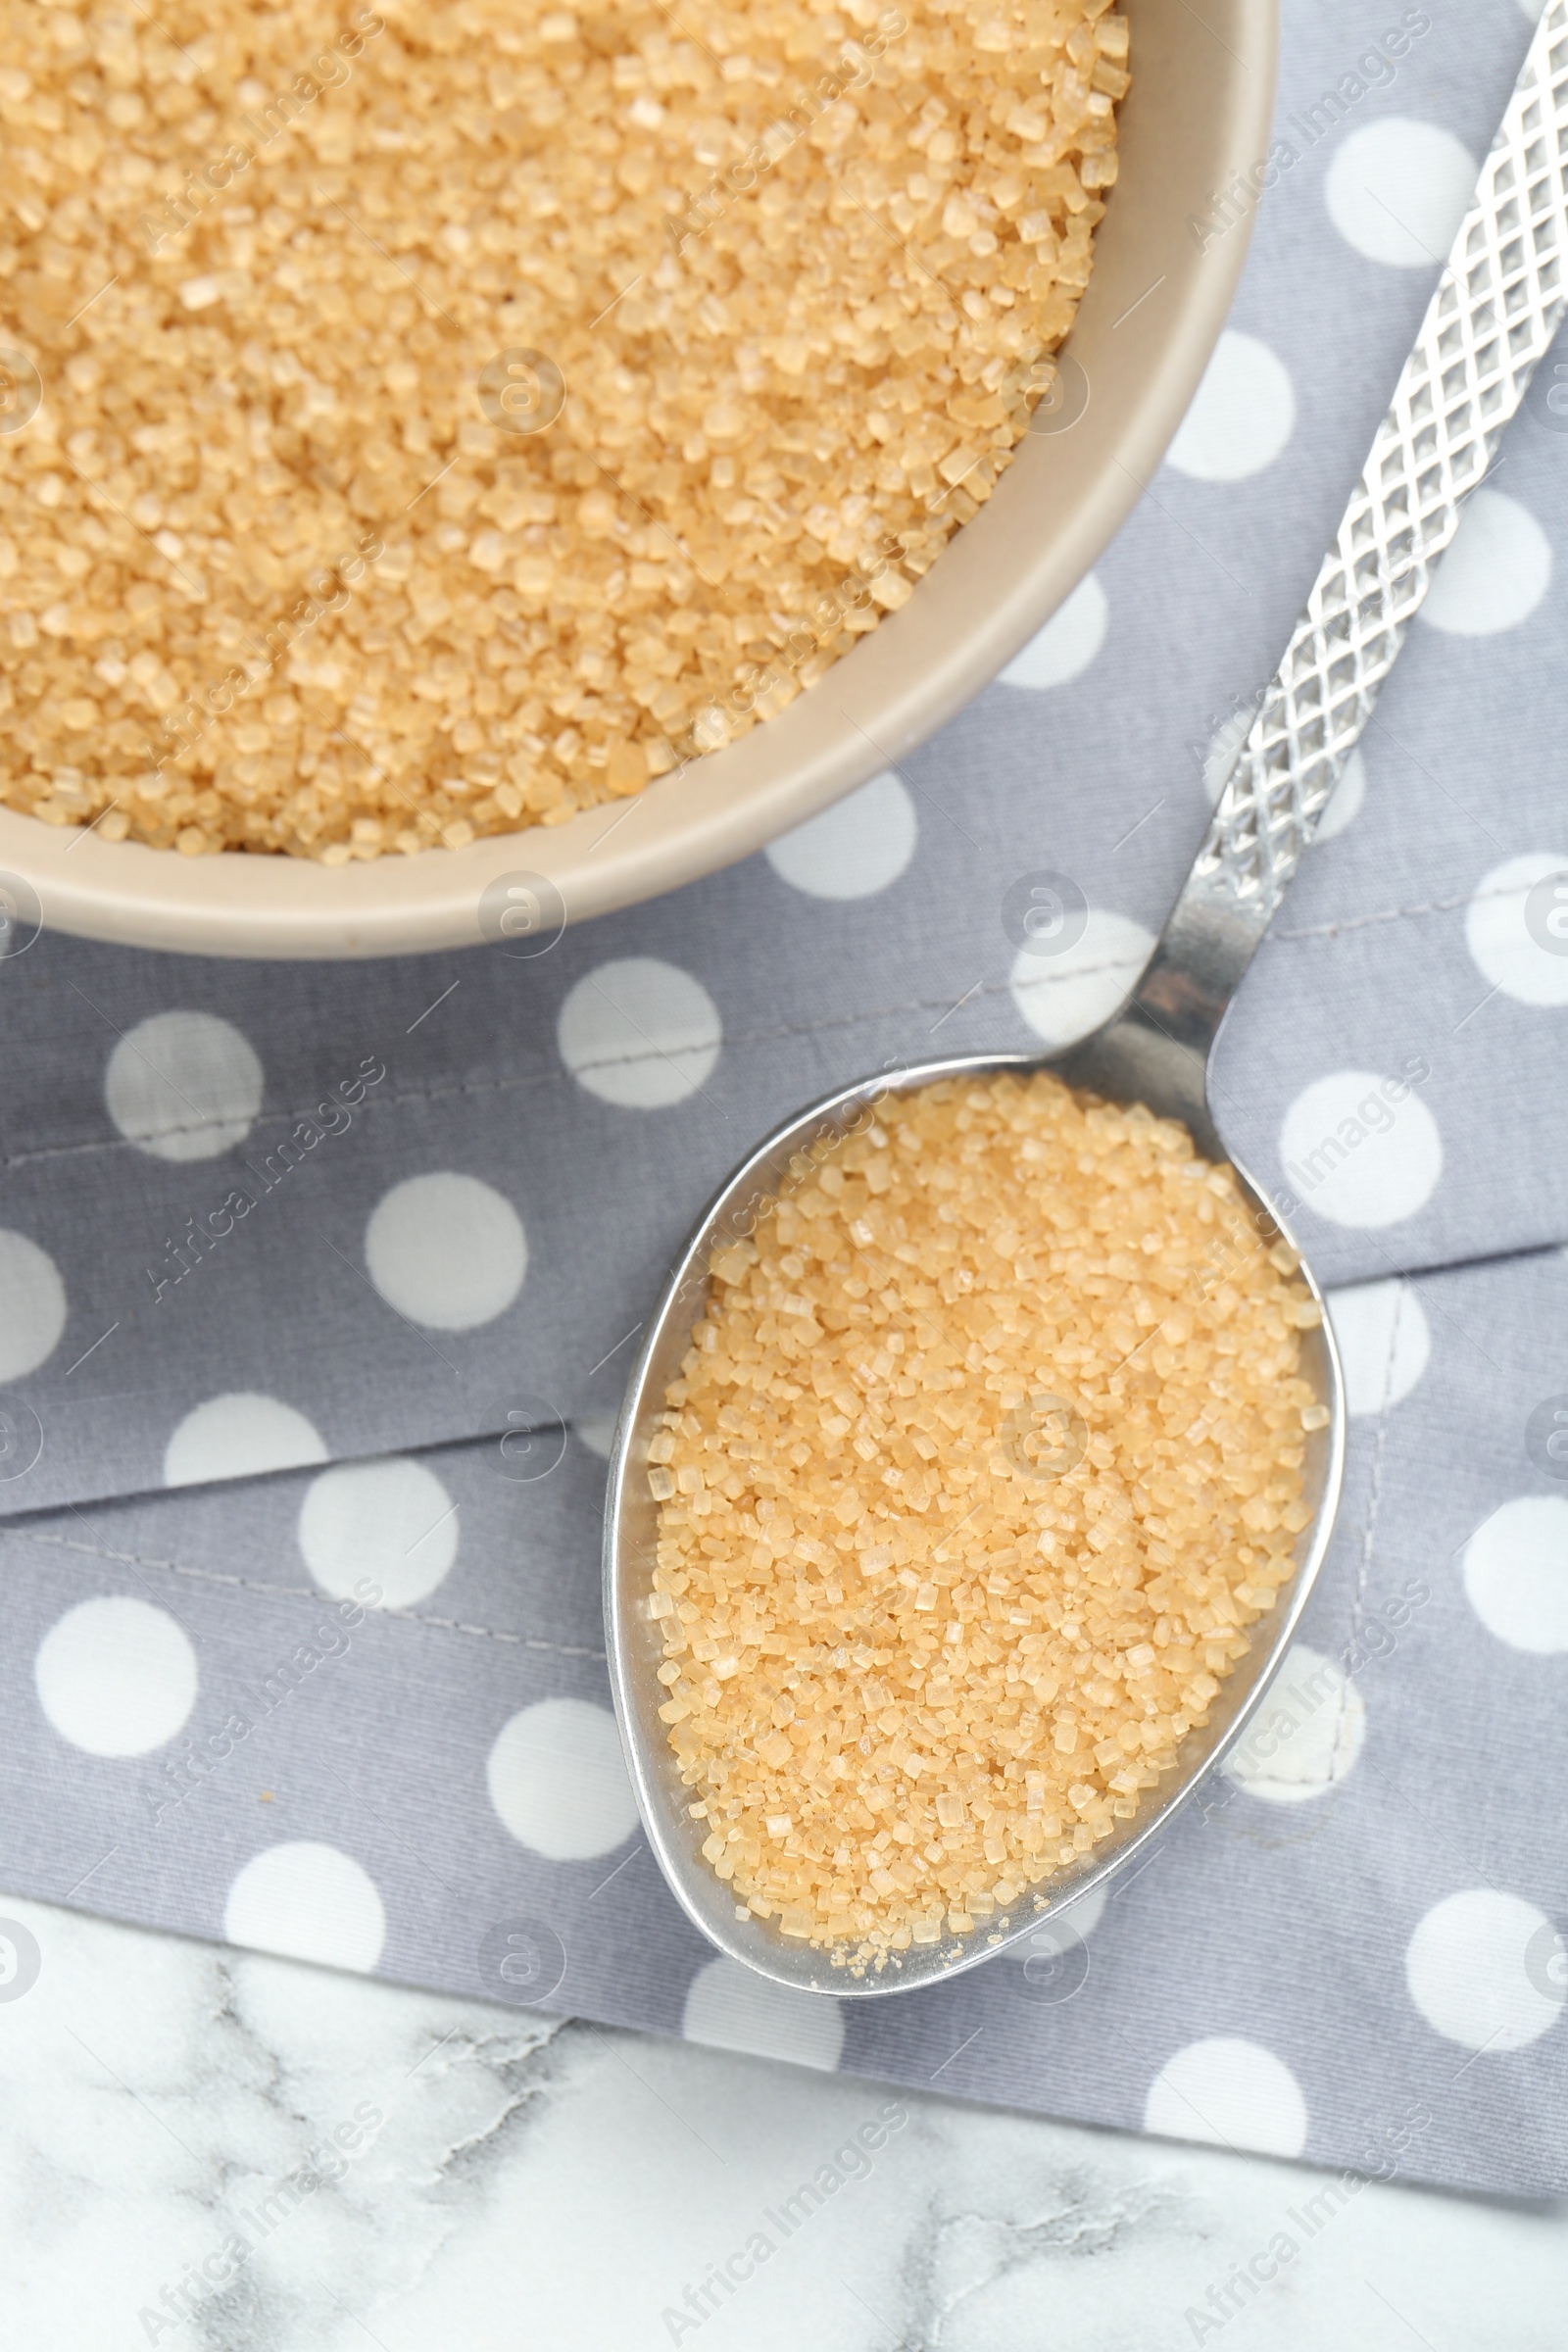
[1279,1070,1442,1229]
[1222,1644,1365,1804]
[0,1229,68,1382]
[1165,330,1297,483]
[999,572,1108,689]
[365,1172,526,1331]
[1314,748,1367,843]
[1009,908,1153,1051]
[558,957,722,1109]
[1326,1279,1431,1416]
[765,770,917,900]
[487,1697,639,1860]
[35,1596,197,1757]
[1465,852,1568,1007]
[297,1457,458,1607]
[224,1841,387,1973]
[1405,1888,1562,2052]
[682,1956,846,2072]
[164,1393,327,1488]
[1325,118,1477,269]
[105,1010,264,1161]
[1419,490,1552,638]
[1145,2036,1307,2157]
[1462,1496,1568,1653]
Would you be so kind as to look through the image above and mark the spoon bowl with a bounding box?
[603,1045,1345,1998]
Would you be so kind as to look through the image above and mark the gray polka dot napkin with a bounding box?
[1,0,1567,2196]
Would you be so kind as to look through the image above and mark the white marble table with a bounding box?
[3,1893,1561,2350]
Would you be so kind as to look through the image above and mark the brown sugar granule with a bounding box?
[0,0,1124,858]
[648,1072,1324,1963]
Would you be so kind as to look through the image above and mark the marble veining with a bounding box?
[0,1896,1562,2350]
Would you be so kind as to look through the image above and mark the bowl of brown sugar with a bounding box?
[0,0,1275,956]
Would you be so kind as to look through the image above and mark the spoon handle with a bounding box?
[1123,0,1568,1079]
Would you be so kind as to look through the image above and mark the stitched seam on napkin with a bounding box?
[1273,888,1486,944]
[3,1525,607,1658]
[0,969,1084,1167]
[0,875,1540,1168]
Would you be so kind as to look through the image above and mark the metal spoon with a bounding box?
[605,6,1568,1997]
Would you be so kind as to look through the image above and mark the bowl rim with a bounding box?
[0,0,1280,958]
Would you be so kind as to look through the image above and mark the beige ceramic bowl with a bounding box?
[4,0,1276,959]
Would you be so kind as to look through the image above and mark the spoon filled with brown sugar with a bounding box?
[604,7,1568,1992]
